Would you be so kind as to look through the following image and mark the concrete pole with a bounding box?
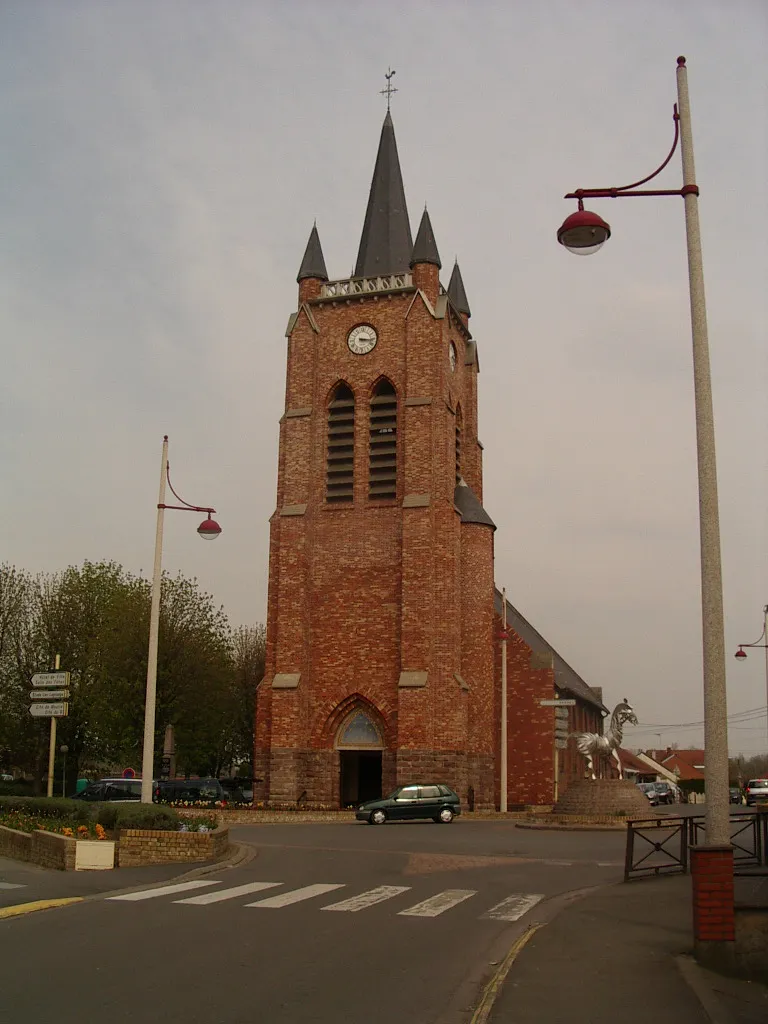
[764,604,768,754]
[500,587,508,812]
[676,59,729,847]
[141,436,168,803]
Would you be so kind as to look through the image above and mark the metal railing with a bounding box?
[624,809,768,882]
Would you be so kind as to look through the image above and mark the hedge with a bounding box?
[0,796,199,831]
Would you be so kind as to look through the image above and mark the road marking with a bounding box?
[481,893,544,921]
[247,883,346,908]
[0,883,26,890]
[175,882,282,905]
[322,885,411,912]
[597,862,622,867]
[108,880,220,902]
[470,925,544,1023]
[0,897,82,919]
[398,889,476,917]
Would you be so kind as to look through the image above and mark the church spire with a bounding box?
[354,111,413,278]
[297,223,328,283]
[410,208,441,269]
[447,260,471,317]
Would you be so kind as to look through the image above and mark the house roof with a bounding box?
[617,749,655,775]
[659,751,705,781]
[494,590,606,712]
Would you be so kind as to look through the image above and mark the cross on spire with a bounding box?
[380,67,397,110]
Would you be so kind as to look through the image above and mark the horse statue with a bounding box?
[572,698,638,780]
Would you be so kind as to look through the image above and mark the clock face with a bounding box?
[347,324,378,355]
[449,342,457,372]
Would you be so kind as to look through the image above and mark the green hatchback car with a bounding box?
[356,784,461,825]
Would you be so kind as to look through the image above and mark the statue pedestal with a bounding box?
[553,778,655,818]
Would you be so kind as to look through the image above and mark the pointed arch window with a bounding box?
[455,405,463,484]
[369,379,398,500]
[337,711,383,749]
[326,383,355,502]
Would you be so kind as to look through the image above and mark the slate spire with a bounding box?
[447,260,471,316]
[410,208,441,269]
[354,111,413,278]
[297,224,328,283]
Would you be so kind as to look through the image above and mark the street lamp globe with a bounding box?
[197,514,222,540]
[734,648,747,660]
[557,208,611,255]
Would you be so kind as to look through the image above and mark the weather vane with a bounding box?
[380,67,397,110]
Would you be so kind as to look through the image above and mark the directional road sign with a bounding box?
[29,702,69,718]
[30,689,70,701]
[31,671,71,688]
[555,738,568,749]
[540,699,576,707]
[554,706,570,719]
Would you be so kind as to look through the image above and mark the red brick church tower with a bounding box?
[254,109,497,809]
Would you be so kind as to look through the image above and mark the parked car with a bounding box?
[729,787,744,805]
[71,778,144,801]
[218,778,254,803]
[356,784,461,824]
[744,779,768,806]
[153,778,226,806]
[637,782,659,806]
[652,782,677,805]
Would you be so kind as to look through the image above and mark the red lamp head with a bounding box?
[197,515,222,540]
[557,208,611,255]
[734,648,747,660]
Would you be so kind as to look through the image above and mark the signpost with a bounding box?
[32,671,71,688]
[30,659,71,796]
[30,689,70,701]
[539,698,576,803]
[30,702,69,718]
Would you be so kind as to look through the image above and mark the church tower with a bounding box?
[254,108,496,809]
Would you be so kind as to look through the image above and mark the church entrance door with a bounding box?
[339,750,382,807]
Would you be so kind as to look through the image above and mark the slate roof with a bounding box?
[447,261,470,316]
[454,480,495,528]
[494,589,607,712]
[410,208,441,268]
[354,111,413,278]
[297,224,328,282]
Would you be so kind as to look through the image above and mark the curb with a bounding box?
[0,897,83,920]
[470,925,543,1023]
[676,955,736,1024]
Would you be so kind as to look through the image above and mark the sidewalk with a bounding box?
[489,874,768,1024]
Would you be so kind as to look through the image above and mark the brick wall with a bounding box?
[31,829,76,870]
[117,826,229,867]
[0,824,32,862]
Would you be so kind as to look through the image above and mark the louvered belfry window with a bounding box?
[326,383,355,503]
[455,406,463,484]
[369,379,398,500]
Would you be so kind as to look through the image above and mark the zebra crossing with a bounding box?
[107,879,545,921]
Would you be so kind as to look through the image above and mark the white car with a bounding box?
[744,779,768,806]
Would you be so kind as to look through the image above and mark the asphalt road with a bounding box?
[0,820,628,1024]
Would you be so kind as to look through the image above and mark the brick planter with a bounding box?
[117,826,229,867]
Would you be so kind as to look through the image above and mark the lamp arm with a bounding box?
[564,105,686,201]
[164,462,216,514]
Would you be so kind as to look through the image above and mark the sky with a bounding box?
[1,1,766,756]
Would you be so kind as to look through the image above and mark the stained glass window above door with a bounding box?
[338,711,381,747]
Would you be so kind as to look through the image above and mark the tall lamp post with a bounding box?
[734,604,768,752]
[140,436,221,803]
[557,58,732,963]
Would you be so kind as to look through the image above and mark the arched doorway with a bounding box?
[336,710,384,807]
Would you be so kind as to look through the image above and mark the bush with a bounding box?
[95,803,181,831]
[0,795,90,823]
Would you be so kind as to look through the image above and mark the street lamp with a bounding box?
[557,58,732,962]
[734,604,768,752]
[140,436,221,803]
